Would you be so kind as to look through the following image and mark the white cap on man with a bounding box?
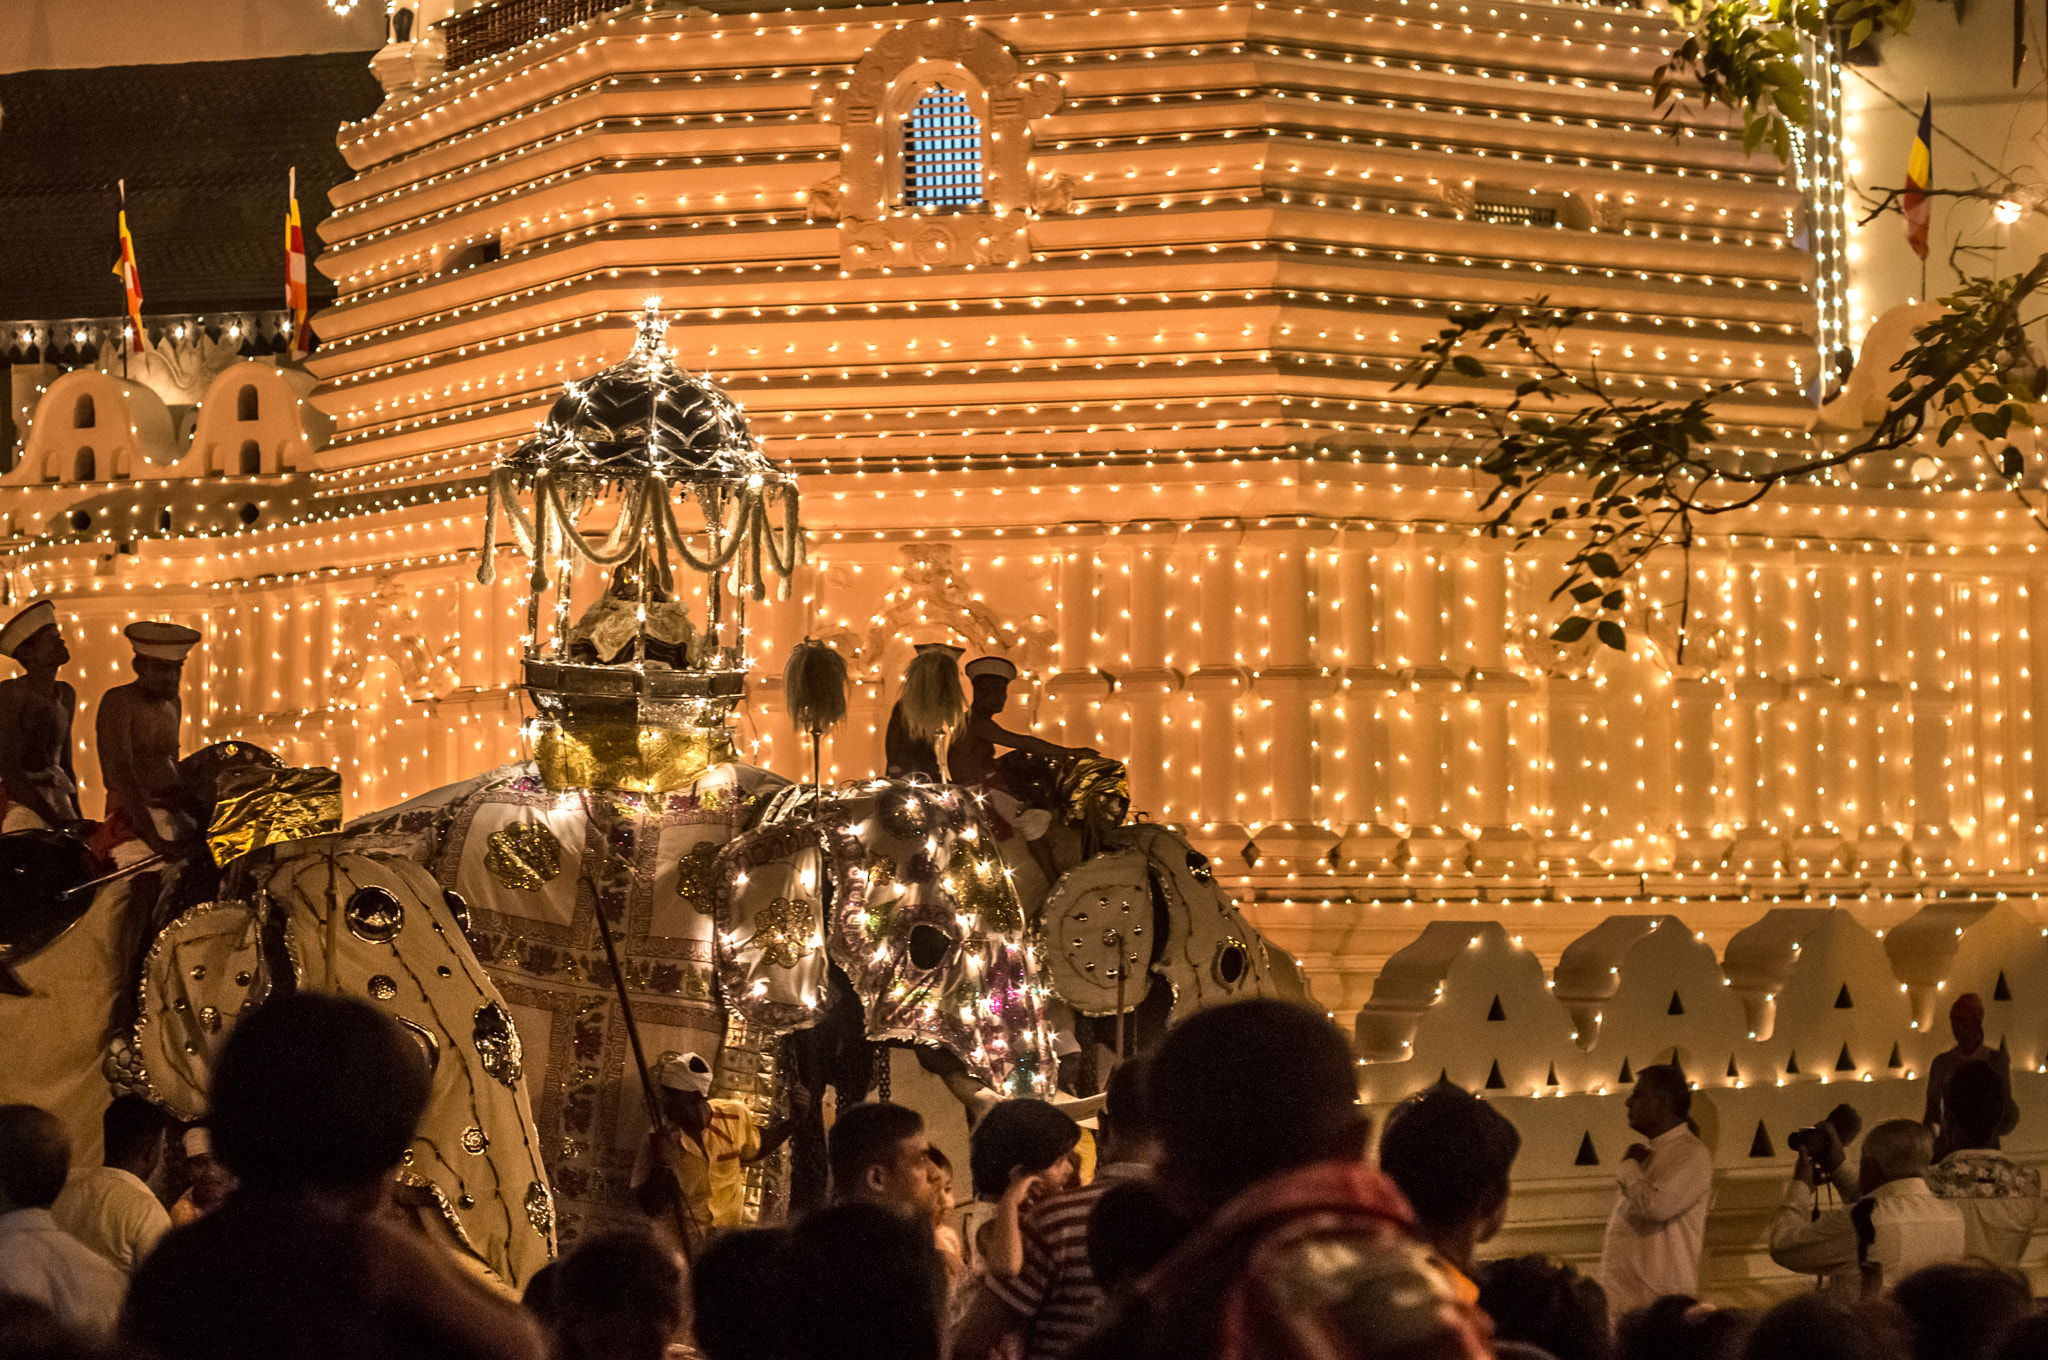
[657,1051,714,1096]
[964,656,1018,683]
[0,601,56,660]
[125,620,202,662]
[183,1126,211,1158]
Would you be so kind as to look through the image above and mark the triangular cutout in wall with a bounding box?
[1749,1121,1775,1157]
[1727,1054,1741,1079]
[1835,983,1854,1009]
[1575,1132,1600,1166]
[1835,1043,1856,1072]
[1995,971,2013,1001]
[1485,1060,1506,1090]
[1785,1049,1801,1075]
[1667,990,1685,1016]
[1546,1062,1560,1087]
[1487,995,1506,1022]
[1618,1057,1635,1085]
[1888,1042,1903,1070]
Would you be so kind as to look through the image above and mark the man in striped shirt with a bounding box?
[953,1060,1161,1360]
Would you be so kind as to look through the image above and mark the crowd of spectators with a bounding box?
[0,989,2045,1360]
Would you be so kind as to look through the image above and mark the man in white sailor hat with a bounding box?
[96,621,202,866]
[948,655,1094,788]
[0,601,83,832]
[630,1050,800,1258]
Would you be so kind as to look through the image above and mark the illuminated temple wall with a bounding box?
[10,0,2048,1016]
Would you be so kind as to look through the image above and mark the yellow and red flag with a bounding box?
[286,167,310,359]
[1903,96,1933,261]
[109,180,144,353]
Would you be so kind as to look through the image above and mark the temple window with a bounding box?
[239,439,262,475]
[237,384,260,421]
[73,446,95,482]
[901,84,984,208]
[73,394,94,429]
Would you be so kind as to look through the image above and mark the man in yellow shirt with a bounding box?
[631,1052,795,1258]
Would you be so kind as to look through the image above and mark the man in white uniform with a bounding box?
[1599,1064,1713,1316]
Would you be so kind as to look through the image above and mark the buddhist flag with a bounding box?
[1904,96,1933,261]
[286,167,310,359]
[109,180,144,353]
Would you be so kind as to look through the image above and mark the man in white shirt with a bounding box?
[53,1095,171,1275]
[1599,1064,1715,1317]
[1769,1117,1964,1292]
[0,1103,127,1335]
[1927,1061,2040,1269]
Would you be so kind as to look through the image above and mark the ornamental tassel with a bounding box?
[899,647,965,745]
[784,638,848,789]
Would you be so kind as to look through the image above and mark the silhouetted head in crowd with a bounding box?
[1892,1263,2034,1360]
[787,1201,946,1360]
[1942,1062,2011,1153]
[1993,1312,2048,1360]
[1626,1065,1692,1140]
[1085,1177,1187,1297]
[1616,1296,1753,1360]
[827,1102,939,1219]
[1098,1058,1162,1166]
[0,1294,104,1360]
[1148,999,1367,1218]
[1859,1119,1936,1196]
[969,1099,1081,1200]
[545,1229,686,1360]
[102,1094,169,1180]
[1741,1294,1907,1360]
[1476,1255,1613,1360]
[1950,993,1988,1055]
[692,1227,793,1360]
[208,991,430,1200]
[0,1104,70,1211]
[1378,1082,1521,1274]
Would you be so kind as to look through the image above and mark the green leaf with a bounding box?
[1972,410,2012,440]
[1586,552,1623,578]
[1452,354,1488,378]
[1847,16,1872,47]
[1552,617,1592,643]
[1596,620,1627,650]
[1975,382,2008,404]
[1602,591,1627,610]
[1570,582,1605,603]
[1939,414,1966,445]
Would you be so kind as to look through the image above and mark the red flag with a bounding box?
[286,167,311,359]
[1903,96,1933,261]
[109,180,144,353]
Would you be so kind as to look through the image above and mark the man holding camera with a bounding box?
[1767,1116,1963,1292]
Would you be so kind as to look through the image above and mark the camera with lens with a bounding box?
[1786,1103,1862,1162]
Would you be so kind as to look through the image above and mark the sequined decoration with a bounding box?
[473,1002,524,1088]
[525,1181,555,1238]
[485,823,563,892]
[751,896,812,969]
[461,1126,490,1154]
[367,975,398,1001]
[946,842,1020,935]
[675,840,719,914]
[879,790,930,840]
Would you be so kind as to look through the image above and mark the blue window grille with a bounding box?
[902,86,983,207]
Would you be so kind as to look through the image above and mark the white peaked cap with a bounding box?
[125,620,201,662]
[0,601,56,659]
